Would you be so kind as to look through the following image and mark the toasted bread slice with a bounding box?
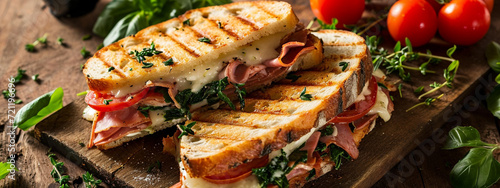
[83,1,301,94]
[179,29,372,181]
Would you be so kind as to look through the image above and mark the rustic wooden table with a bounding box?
[1,0,500,187]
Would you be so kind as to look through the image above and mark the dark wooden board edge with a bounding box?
[34,97,181,188]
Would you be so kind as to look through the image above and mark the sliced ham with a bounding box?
[286,164,313,180]
[299,131,321,163]
[319,123,359,159]
[218,60,268,84]
[263,42,315,68]
[145,81,180,108]
[88,106,152,147]
[94,107,150,133]
[353,114,378,131]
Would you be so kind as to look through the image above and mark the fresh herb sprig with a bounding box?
[48,153,71,188]
[367,36,459,99]
[252,149,305,188]
[406,94,443,112]
[444,126,500,188]
[82,171,102,188]
[81,47,91,58]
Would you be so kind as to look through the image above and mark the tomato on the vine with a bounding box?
[438,0,490,46]
[309,0,365,29]
[387,0,438,47]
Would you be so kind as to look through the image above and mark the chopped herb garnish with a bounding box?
[339,61,349,71]
[414,86,424,93]
[183,19,190,25]
[306,169,316,181]
[2,90,12,99]
[329,145,351,170]
[198,37,211,43]
[178,121,196,138]
[252,149,303,188]
[103,99,113,105]
[82,34,92,41]
[56,37,64,45]
[300,87,313,101]
[137,106,164,117]
[14,100,22,104]
[129,68,133,71]
[163,58,174,66]
[320,125,334,136]
[25,33,48,52]
[108,67,115,72]
[233,83,247,110]
[217,21,222,29]
[377,82,388,90]
[32,74,39,81]
[129,42,162,67]
[25,44,35,52]
[285,73,301,82]
[142,62,154,68]
[13,68,26,84]
[81,47,91,58]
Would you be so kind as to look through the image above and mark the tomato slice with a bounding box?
[85,88,150,112]
[329,76,378,123]
[202,155,269,184]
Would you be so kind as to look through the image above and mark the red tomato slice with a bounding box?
[85,88,150,112]
[329,76,378,123]
[202,155,269,184]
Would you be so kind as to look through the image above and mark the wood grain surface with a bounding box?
[1,0,500,187]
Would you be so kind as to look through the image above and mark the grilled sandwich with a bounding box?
[81,1,324,150]
[169,30,394,188]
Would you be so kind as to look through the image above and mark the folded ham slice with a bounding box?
[220,29,315,84]
[319,123,359,159]
[88,107,152,147]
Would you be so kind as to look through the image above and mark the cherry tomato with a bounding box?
[202,155,269,184]
[85,88,149,112]
[483,0,494,13]
[329,76,378,124]
[426,0,444,13]
[438,0,490,46]
[387,0,438,47]
[309,0,365,29]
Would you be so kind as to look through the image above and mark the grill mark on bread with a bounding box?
[253,3,280,19]
[184,26,216,47]
[232,16,259,31]
[95,45,126,78]
[205,18,240,40]
[164,34,201,58]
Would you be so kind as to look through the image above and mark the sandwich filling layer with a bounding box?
[84,27,318,148]
[178,76,394,187]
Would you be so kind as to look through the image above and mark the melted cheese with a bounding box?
[367,87,391,122]
[109,31,287,97]
[354,81,371,103]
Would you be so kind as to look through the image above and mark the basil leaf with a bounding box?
[0,162,16,180]
[486,41,500,72]
[93,0,139,38]
[487,85,500,119]
[13,87,64,130]
[450,147,500,188]
[443,126,495,149]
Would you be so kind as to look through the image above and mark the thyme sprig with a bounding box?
[367,36,459,99]
[406,94,444,112]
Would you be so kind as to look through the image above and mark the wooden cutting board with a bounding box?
[31,1,500,188]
